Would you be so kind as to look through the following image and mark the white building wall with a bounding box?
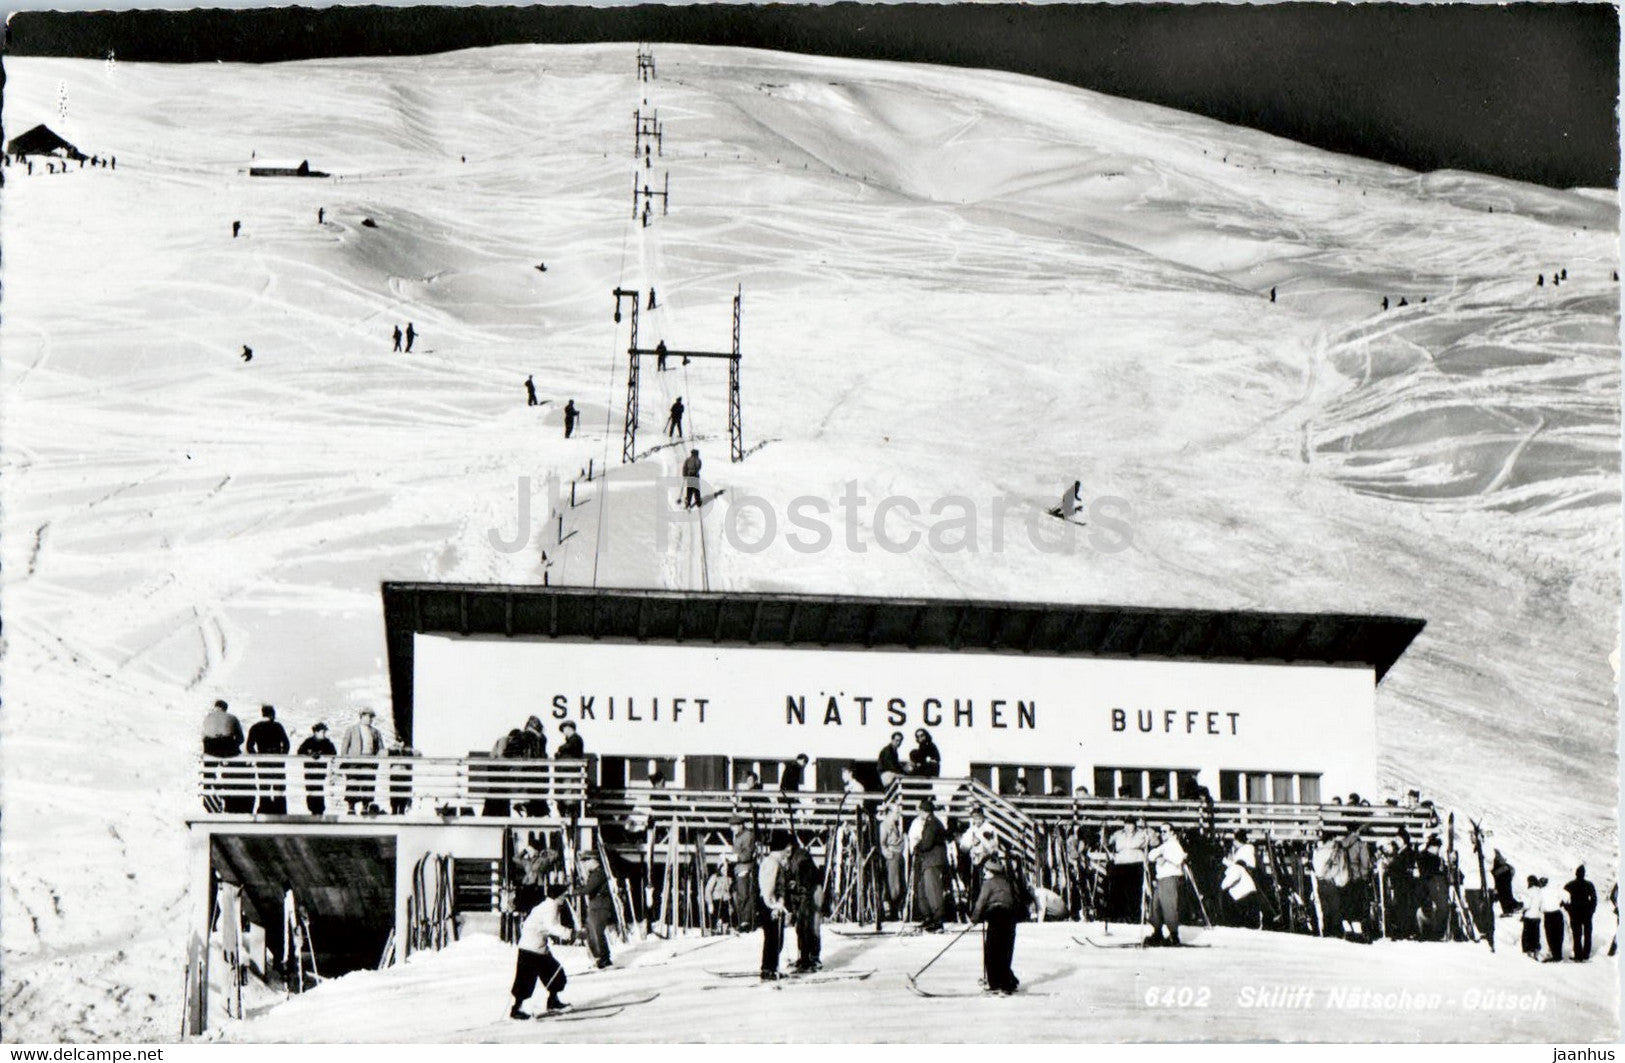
[412,634,1379,798]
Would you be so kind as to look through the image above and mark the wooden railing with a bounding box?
[197,756,589,817]
[886,776,1038,862]
[1008,793,1439,841]
[586,786,884,835]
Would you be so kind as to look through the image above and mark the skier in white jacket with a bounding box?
[510,883,573,1018]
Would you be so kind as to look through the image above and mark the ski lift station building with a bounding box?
[184,583,1429,1026]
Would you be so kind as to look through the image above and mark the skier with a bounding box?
[1563,866,1597,961]
[665,397,684,439]
[681,449,703,509]
[1491,850,1518,915]
[392,325,403,352]
[1521,876,1544,957]
[656,340,668,372]
[404,323,416,352]
[879,806,907,920]
[525,375,539,407]
[971,856,1021,994]
[757,833,792,979]
[246,705,291,814]
[240,346,253,363]
[1537,274,1545,286]
[535,263,548,273]
[1269,286,1276,303]
[1381,296,1389,311]
[909,729,942,778]
[232,220,241,238]
[509,882,572,1017]
[317,207,324,224]
[1541,876,1566,961]
[1146,823,1187,946]
[1415,837,1449,940]
[1051,480,1083,520]
[1221,842,1261,929]
[296,723,336,814]
[910,796,949,932]
[563,399,579,439]
[575,852,616,968]
[647,288,658,309]
[1397,297,1409,307]
[730,815,758,933]
[785,839,822,972]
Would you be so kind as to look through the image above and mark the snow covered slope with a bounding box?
[0,43,1617,1041]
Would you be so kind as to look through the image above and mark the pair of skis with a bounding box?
[1074,934,1211,950]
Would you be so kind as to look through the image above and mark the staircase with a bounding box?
[885,776,1037,864]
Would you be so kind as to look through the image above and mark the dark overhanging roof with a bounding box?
[380,582,1425,744]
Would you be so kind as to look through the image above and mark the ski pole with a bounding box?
[909,918,978,982]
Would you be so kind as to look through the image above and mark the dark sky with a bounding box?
[4,3,1618,187]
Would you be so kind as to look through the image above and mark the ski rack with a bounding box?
[613,285,745,464]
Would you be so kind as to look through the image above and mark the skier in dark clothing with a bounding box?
[404,323,416,352]
[681,449,703,509]
[525,375,538,407]
[913,798,950,931]
[665,397,684,438]
[972,857,1021,994]
[1564,866,1598,961]
[648,288,658,309]
[296,723,336,813]
[232,221,241,238]
[392,325,403,352]
[785,841,823,972]
[909,729,942,778]
[241,346,253,363]
[563,400,579,439]
[656,340,668,371]
[1269,286,1276,303]
[1491,850,1518,915]
[575,852,617,968]
[318,207,325,224]
[1381,296,1389,311]
[246,705,291,814]
[758,834,792,979]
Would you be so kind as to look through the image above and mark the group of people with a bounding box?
[200,700,389,814]
[390,322,417,352]
[520,379,581,438]
[1518,867,1605,963]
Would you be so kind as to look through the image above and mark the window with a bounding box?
[969,763,1073,797]
[1219,769,1323,804]
[1092,766,1200,801]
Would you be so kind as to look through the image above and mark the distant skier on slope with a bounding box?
[1269,286,1276,303]
[563,400,579,439]
[681,449,703,509]
[232,220,241,238]
[665,397,685,439]
[405,323,416,352]
[656,340,669,372]
[240,346,253,363]
[1050,480,1083,520]
[318,207,325,224]
[392,325,403,352]
[525,375,539,407]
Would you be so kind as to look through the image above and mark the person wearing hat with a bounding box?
[910,796,950,931]
[296,723,336,814]
[970,856,1020,994]
[340,708,385,813]
[574,852,617,968]
[510,882,572,1017]
[554,720,585,760]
